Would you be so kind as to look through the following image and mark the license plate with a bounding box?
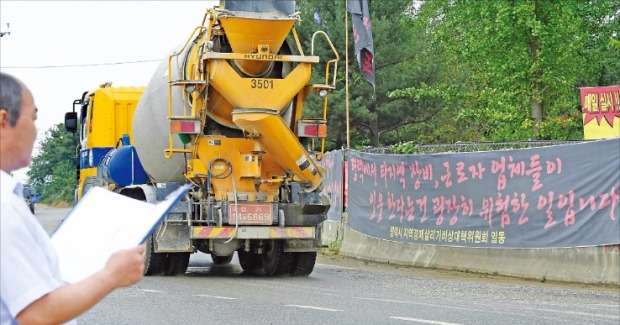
[229,203,273,225]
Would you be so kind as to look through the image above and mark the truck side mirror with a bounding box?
[65,112,78,133]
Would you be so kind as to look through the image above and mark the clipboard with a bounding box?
[50,184,191,283]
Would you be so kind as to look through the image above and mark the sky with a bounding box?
[0,1,218,183]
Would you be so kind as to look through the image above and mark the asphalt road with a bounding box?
[35,206,620,325]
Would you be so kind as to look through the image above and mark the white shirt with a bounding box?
[0,170,76,324]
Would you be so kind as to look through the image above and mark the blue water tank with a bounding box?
[100,139,149,186]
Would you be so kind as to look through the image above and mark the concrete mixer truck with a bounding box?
[65,0,338,276]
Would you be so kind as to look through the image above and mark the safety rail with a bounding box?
[164,10,340,162]
[165,19,210,158]
[311,31,340,157]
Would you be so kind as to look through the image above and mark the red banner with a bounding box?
[580,85,620,139]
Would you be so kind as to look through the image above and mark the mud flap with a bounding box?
[154,223,193,252]
[284,239,319,253]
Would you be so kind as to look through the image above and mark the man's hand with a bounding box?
[16,245,146,324]
[103,245,146,288]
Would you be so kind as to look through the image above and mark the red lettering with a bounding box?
[362,16,371,29]
[362,51,374,76]
[352,24,360,44]
[444,195,456,226]
[405,196,415,222]
[460,196,474,216]
[546,158,562,174]
[456,162,468,183]
[438,162,453,188]
[538,191,556,229]
[480,197,494,228]
[469,162,486,179]
[508,156,526,178]
[432,196,445,225]
[496,193,510,228]
[417,196,428,223]
[558,191,576,226]
[376,191,384,223]
[511,192,530,225]
[491,157,507,191]
[579,195,597,210]
[386,192,405,222]
[526,154,543,191]
[599,187,619,221]
[380,161,407,189]
[409,161,433,190]
[369,190,376,221]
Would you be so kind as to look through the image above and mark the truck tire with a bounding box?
[163,252,190,276]
[144,235,167,276]
[261,240,292,276]
[211,253,234,265]
[238,250,261,275]
[290,252,317,276]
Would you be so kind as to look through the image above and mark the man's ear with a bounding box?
[0,109,9,128]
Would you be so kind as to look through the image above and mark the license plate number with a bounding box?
[229,203,273,225]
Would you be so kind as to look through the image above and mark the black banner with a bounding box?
[347,0,375,88]
[319,150,344,221]
[347,139,620,248]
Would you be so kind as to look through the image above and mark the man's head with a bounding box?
[0,72,38,173]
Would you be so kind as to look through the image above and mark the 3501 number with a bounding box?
[251,79,274,89]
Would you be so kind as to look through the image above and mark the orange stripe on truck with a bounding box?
[192,226,314,239]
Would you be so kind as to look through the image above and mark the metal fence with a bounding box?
[356,140,590,155]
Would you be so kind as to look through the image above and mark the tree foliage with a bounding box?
[391,0,620,141]
[296,0,437,148]
[295,0,619,146]
[27,123,78,203]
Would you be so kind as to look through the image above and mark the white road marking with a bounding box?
[353,296,481,312]
[508,305,620,319]
[194,294,238,300]
[141,289,162,293]
[390,316,462,325]
[355,296,619,320]
[316,263,354,269]
[285,304,344,312]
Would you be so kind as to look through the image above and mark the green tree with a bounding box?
[27,123,78,203]
[392,0,620,141]
[296,0,439,148]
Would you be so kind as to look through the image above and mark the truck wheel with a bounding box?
[261,240,292,276]
[290,252,317,276]
[211,253,233,265]
[163,252,190,276]
[144,235,167,276]
[238,250,261,275]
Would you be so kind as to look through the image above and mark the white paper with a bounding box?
[50,184,190,283]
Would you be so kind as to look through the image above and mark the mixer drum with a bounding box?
[132,47,188,183]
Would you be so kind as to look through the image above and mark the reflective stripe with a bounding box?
[191,226,315,239]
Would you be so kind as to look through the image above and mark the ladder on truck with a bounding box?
[165,13,339,160]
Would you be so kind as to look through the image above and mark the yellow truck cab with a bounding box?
[64,83,145,200]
